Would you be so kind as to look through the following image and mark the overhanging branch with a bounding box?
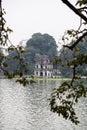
[61,0,87,22]
[0,0,1,8]
[64,31,87,50]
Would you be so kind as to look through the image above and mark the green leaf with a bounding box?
[8,47,14,51]
[3,62,8,67]
[13,55,19,60]
[7,27,13,33]
[16,77,29,86]
[67,30,73,35]
[76,0,87,6]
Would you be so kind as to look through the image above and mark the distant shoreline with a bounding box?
[0,77,71,81]
[33,77,71,81]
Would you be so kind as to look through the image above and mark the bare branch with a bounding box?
[0,0,1,9]
[61,0,87,22]
[64,31,87,50]
[77,18,82,32]
[78,7,87,11]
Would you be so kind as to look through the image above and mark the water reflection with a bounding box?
[0,79,87,130]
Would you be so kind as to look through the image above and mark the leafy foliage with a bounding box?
[26,33,57,59]
[0,0,87,125]
[56,37,87,77]
[0,50,4,64]
[50,80,87,124]
[4,33,58,75]
[22,33,58,74]
[50,0,87,125]
[76,0,87,6]
[0,2,30,85]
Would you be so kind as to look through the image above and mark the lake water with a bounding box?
[0,79,87,130]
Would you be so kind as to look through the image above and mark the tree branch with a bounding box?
[0,0,1,8]
[78,7,87,11]
[64,31,87,50]
[61,0,87,22]
[0,0,2,16]
[70,65,76,86]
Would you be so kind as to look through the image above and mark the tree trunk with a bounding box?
[0,0,2,16]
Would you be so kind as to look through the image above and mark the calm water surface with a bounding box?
[0,79,87,130]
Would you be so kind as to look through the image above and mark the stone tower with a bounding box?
[34,55,53,78]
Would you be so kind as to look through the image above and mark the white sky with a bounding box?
[3,0,79,46]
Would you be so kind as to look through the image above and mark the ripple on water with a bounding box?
[0,79,87,130]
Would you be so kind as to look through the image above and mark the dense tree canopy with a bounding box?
[22,33,58,74]
[57,36,87,77]
[26,33,57,59]
[4,33,58,75]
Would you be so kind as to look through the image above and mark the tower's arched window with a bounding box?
[41,65,43,69]
[45,72,47,76]
[37,65,38,68]
[40,72,43,76]
[36,71,38,75]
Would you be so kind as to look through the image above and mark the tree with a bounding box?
[26,33,57,59]
[57,36,87,77]
[0,0,87,124]
[0,0,30,85]
[0,49,4,66]
[50,0,87,125]
[5,33,58,75]
[23,33,58,74]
